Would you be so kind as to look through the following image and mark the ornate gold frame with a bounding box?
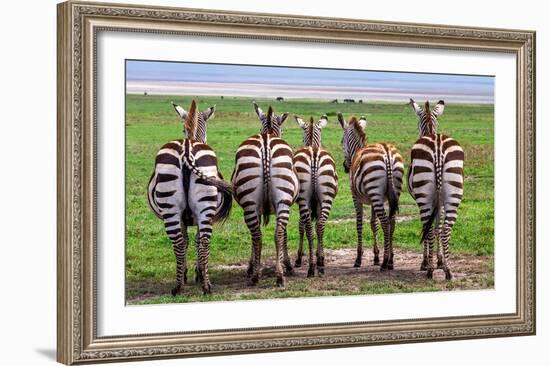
[57,1,536,364]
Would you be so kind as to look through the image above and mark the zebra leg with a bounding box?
[196,231,212,294]
[439,222,454,280]
[244,212,262,286]
[425,227,436,279]
[316,218,326,275]
[388,215,396,269]
[168,220,188,296]
[298,200,315,277]
[194,232,202,284]
[379,214,392,271]
[352,196,364,268]
[436,212,444,268]
[275,205,291,287]
[370,207,380,266]
[282,228,294,275]
[295,218,305,267]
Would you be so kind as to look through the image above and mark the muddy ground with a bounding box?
[127,247,494,305]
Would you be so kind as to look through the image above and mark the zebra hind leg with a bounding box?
[298,206,315,277]
[169,221,188,296]
[379,214,392,271]
[295,219,305,267]
[197,232,212,294]
[275,207,291,287]
[244,212,262,286]
[439,222,454,280]
[316,218,327,275]
[425,227,436,279]
[370,207,380,265]
[282,229,294,276]
[353,197,364,268]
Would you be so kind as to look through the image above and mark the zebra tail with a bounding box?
[420,154,443,243]
[420,193,439,243]
[311,156,319,221]
[262,147,271,227]
[211,179,233,224]
[385,155,399,219]
[181,154,233,224]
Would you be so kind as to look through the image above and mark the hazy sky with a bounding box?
[126,60,494,103]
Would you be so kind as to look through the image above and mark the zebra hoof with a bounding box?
[294,257,303,268]
[353,259,362,268]
[247,275,259,286]
[426,269,434,279]
[445,271,453,281]
[420,264,427,271]
[202,282,212,295]
[285,267,295,276]
[171,285,181,296]
[276,276,286,288]
[437,260,444,269]
[318,267,325,275]
[373,258,380,266]
[307,266,315,278]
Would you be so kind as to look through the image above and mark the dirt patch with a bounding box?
[127,247,493,305]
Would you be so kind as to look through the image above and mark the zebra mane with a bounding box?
[184,100,199,140]
[265,106,275,134]
[349,116,366,143]
[306,117,316,146]
[424,101,435,135]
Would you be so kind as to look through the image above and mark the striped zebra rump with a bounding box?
[148,139,232,225]
[407,132,464,280]
[293,146,338,275]
[350,143,404,213]
[350,142,404,270]
[232,132,298,286]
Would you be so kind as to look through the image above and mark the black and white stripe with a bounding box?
[338,113,404,270]
[407,99,464,280]
[293,115,338,276]
[231,103,298,287]
[147,100,232,294]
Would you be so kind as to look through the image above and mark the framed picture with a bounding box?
[57,1,536,364]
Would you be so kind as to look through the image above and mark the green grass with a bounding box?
[125,95,494,301]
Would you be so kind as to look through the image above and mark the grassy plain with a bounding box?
[125,95,494,304]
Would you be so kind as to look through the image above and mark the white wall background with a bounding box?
[0,0,546,364]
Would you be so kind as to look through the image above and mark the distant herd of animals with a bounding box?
[147,99,465,295]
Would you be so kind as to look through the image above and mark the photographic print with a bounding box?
[57,2,534,363]
[125,60,495,305]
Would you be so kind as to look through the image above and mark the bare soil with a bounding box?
[127,247,493,305]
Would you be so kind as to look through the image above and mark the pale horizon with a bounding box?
[126,60,495,104]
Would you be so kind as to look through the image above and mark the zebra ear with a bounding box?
[358,116,367,130]
[433,100,445,117]
[337,113,346,129]
[318,115,328,129]
[204,105,216,120]
[295,115,307,129]
[408,98,422,116]
[357,117,367,130]
[253,101,264,118]
[171,101,188,120]
[280,112,289,125]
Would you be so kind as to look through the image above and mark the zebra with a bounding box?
[231,102,299,287]
[147,100,232,295]
[338,113,404,270]
[407,99,464,280]
[293,115,338,276]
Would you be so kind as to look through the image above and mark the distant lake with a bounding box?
[126,60,494,104]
